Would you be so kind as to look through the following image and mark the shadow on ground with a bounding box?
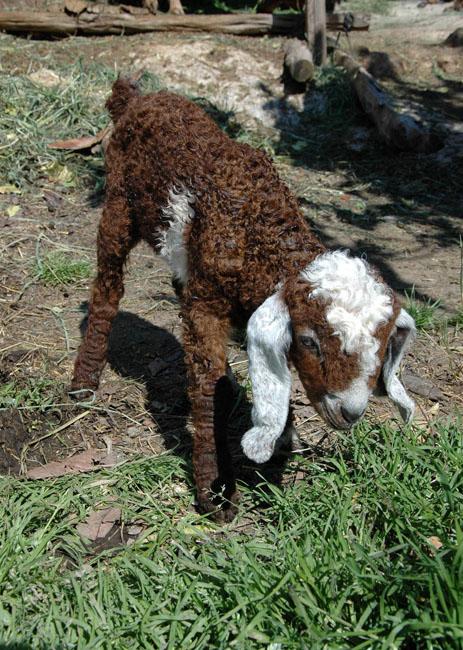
[261,63,462,304]
[78,306,290,496]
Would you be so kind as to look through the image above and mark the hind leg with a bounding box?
[71,197,136,395]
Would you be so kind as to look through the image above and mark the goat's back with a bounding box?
[103,84,318,308]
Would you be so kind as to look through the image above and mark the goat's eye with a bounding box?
[299,336,321,357]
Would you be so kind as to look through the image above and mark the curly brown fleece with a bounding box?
[72,79,388,520]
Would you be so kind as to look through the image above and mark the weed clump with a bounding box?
[0,377,60,411]
[36,251,91,286]
[405,288,441,331]
[448,308,463,328]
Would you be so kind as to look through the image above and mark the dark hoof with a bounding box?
[69,381,98,402]
[196,490,240,524]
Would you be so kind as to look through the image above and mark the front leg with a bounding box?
[182,299,238,522]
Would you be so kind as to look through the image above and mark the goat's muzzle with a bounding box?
[317,394,367,430]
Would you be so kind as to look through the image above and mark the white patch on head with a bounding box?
[241,291,292,464]
[301,250,393,380]
[158,186,195,284]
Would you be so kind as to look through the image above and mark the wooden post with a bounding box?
[306,0,327,66]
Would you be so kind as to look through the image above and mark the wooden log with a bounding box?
[306,0,327,65]
[284,38,314,82]
[0,10,369,37]
[444,27,463,47]
[334,50,432,152]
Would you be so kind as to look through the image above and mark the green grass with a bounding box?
[0,377,61,412]
[311,65,358,126]
[406,289,441,331]
[0,61,161,190]
[0,419,462,648]
[35,251,92,287]
[448,308,463,329]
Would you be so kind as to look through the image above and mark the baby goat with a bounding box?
[72,78,416,521]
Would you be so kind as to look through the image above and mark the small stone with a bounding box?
[127,426,142,438]
[126,524,144,536]
[403,371,444,401]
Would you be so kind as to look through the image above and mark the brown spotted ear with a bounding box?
[379,308,416,423]
[241,291,292,464]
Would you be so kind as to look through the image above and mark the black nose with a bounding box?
[341,406,364,424]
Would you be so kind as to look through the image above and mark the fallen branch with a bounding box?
[0,10,369,37]
[334,50,432,152]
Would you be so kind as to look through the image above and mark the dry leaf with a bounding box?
[0,185,21,194]
[27,447,119,479]
[28,69,63,88]
[427,535,443,550]
[77,506,121,541]
[429,403,440,416]
[48,126,112,152]
[49,134,102,151]
[41,161,75,185]
[6,205,20,218]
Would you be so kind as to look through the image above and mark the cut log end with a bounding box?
[284,38,314,83]
[292,59,315,82]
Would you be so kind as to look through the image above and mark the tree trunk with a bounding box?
[284,38,314,82]
[0,10,369,37]
[334,50,432,152]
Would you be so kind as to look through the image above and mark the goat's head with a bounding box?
[241,251,416,464]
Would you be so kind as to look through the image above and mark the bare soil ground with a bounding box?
[1,1,462,478]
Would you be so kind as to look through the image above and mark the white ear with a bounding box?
[241,291,292,464]
[381,308,416,423]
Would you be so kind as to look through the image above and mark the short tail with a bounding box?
[106,76,141,123]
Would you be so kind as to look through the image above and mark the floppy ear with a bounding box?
[378,308,416,423]
[241,291,292,464]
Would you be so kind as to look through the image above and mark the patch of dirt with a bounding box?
[0,410,29,474]
[370,1,462,45]
[132,37,306,131]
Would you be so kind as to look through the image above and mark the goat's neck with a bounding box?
[275,226,326,283]
[250,228,326,309]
